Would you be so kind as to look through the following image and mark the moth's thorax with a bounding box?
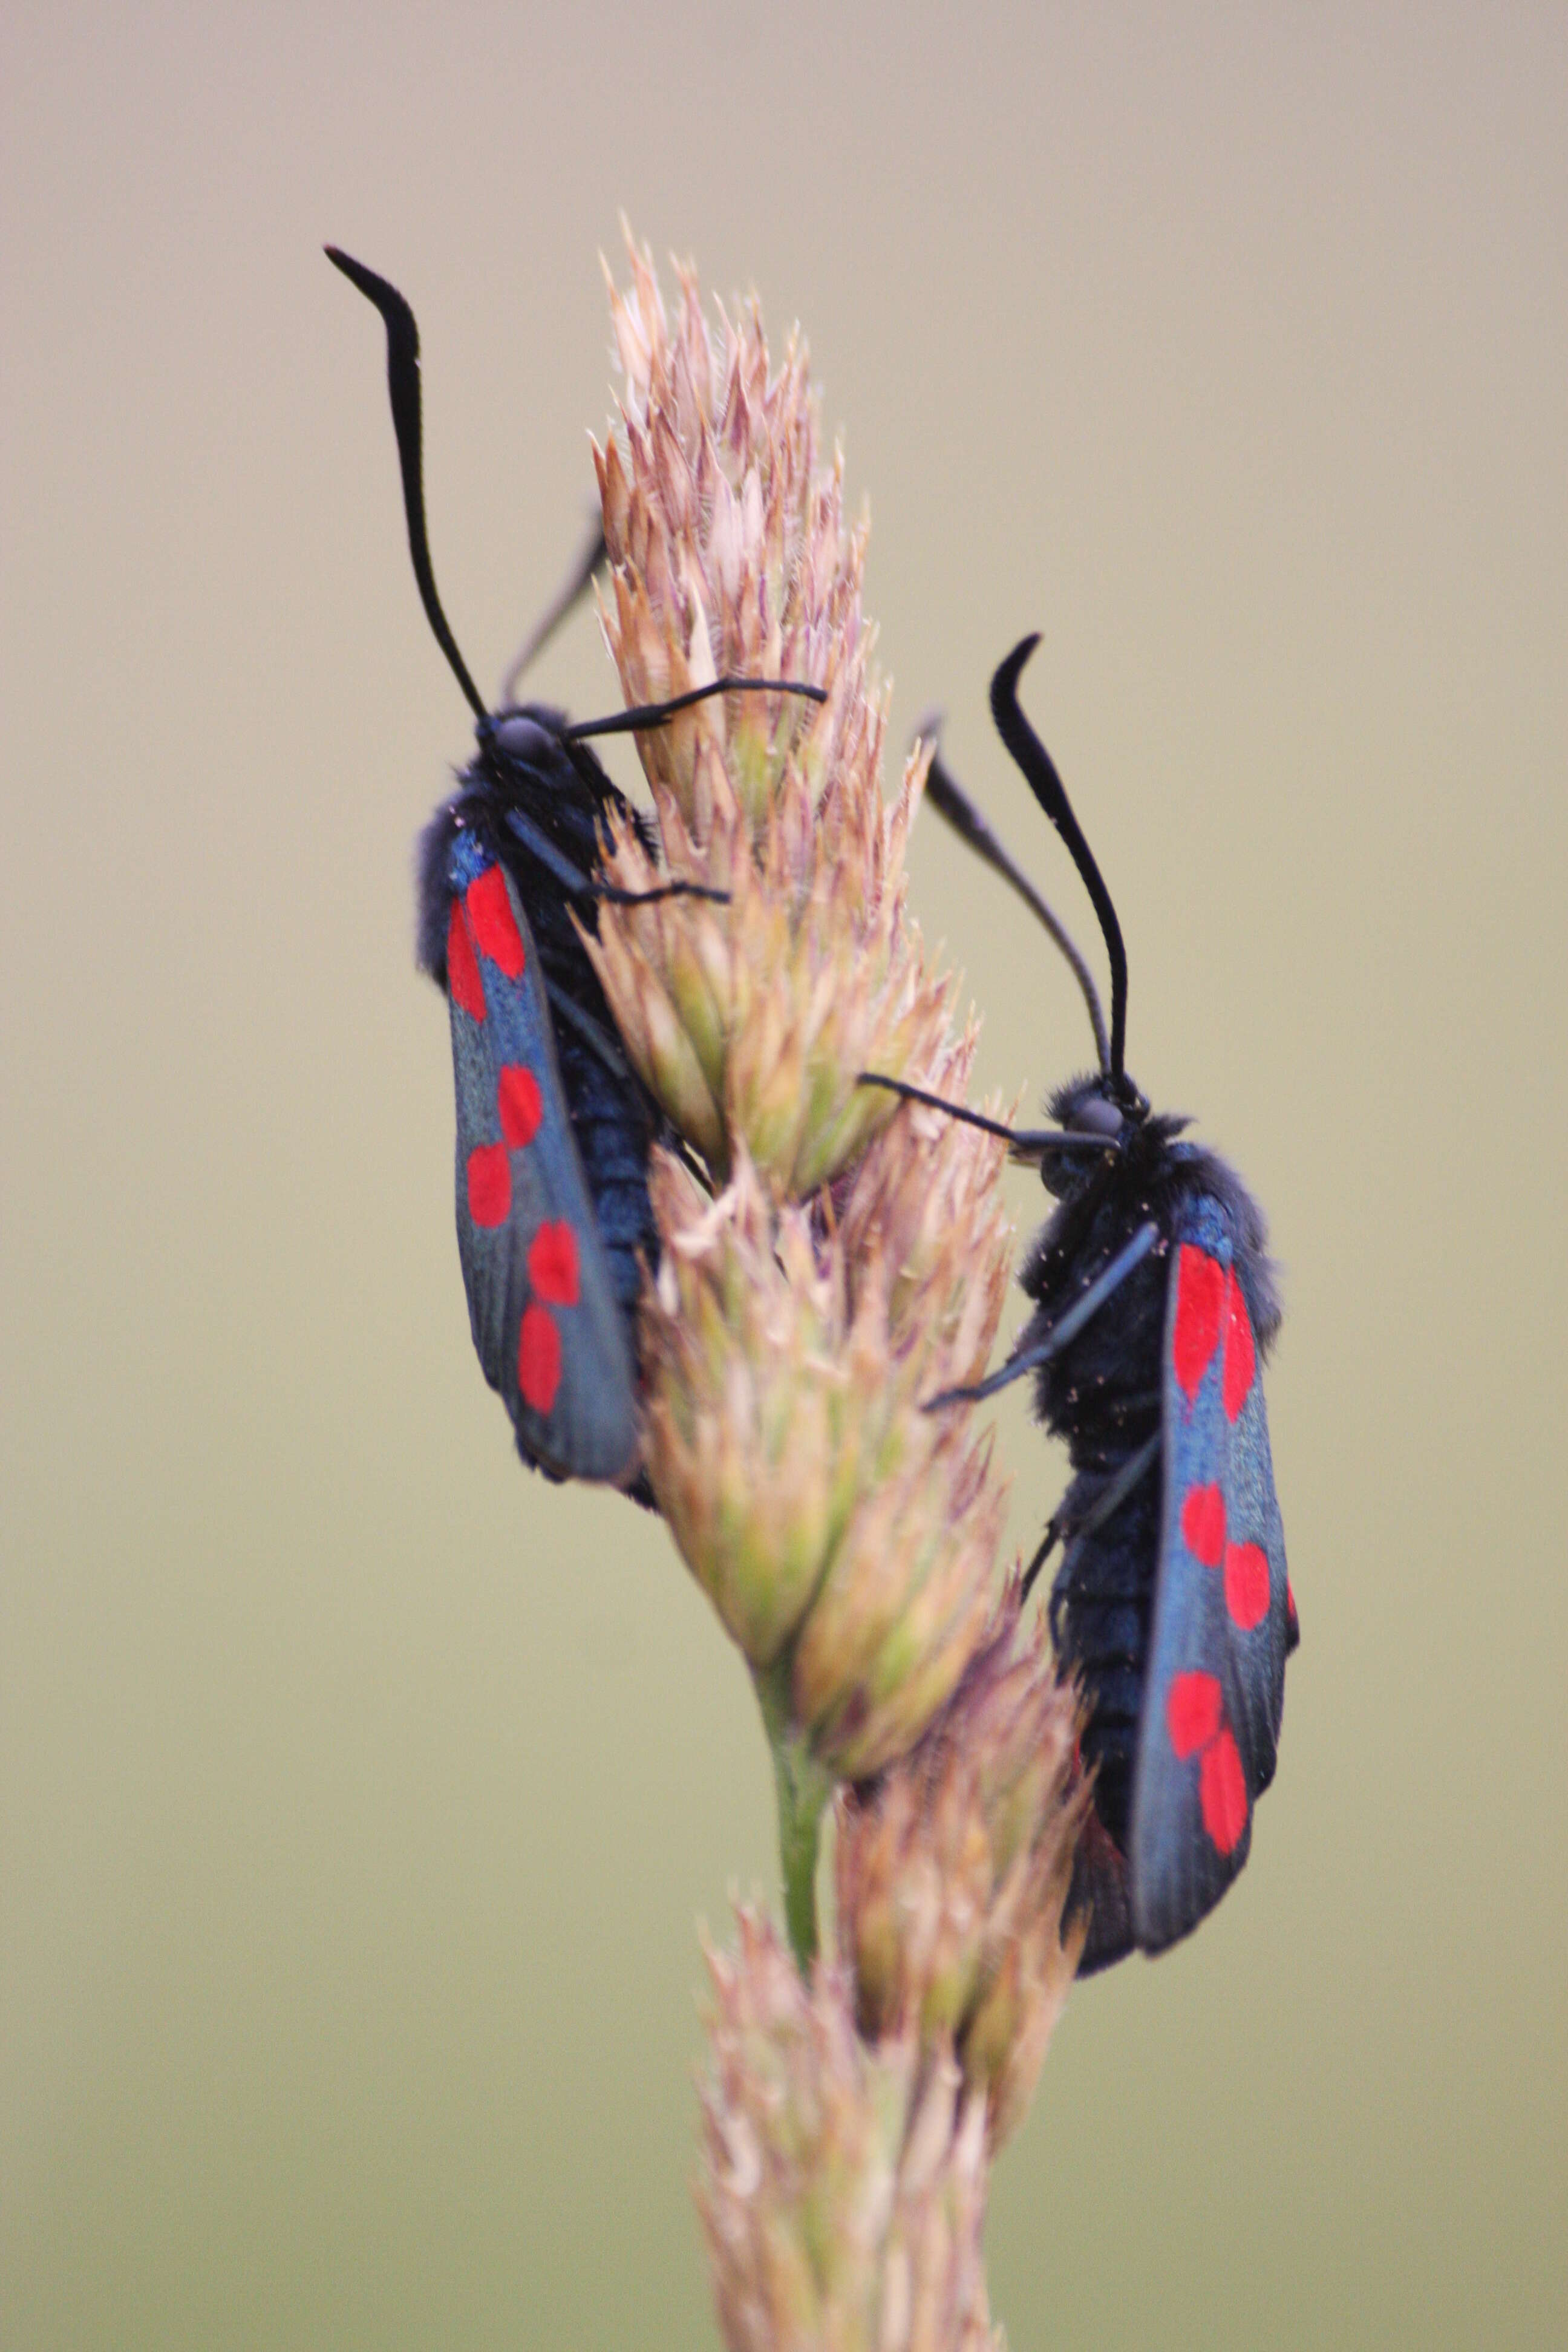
[1030,1107,1281,1370]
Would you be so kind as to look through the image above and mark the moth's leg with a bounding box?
[926,1223,1161,1410]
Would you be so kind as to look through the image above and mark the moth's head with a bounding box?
[1041,1070,1152,1197]
[480,705,566,773]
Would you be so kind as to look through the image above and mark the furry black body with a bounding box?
[1022,1077,1280,1881]
[417,708,663,1330]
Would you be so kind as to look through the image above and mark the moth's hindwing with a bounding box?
[1130,1194,1291,1951]
[444,839,639,1485]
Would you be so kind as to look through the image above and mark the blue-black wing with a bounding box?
[443,832,639,1485]
[1129,1194,1292,1952]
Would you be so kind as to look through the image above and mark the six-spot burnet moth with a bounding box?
[327,249,825,1491]
[864,636,1298,1970]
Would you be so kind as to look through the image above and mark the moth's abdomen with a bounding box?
[1048,1456,1161,1850]
[555,1033,657,1323]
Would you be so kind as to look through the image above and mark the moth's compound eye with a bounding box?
[1069,1093,1124,1138]
[488,714,555,765]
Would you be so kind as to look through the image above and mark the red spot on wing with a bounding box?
[447,899,486,1020]
[1221,1272,1256,1422]
[1181,1483,1226,1567]
[466,1143,511,1229]
[1224,1541,1271,1632]
[518,1303,561,1412]
[498,1065,543,1149]
[1172,1245,1224,1399]
[528,1221,580,1307]
[1168,1671,1223,1759]
[1286,1578,1301,1651]
[466,864,526,976]
[1199,1730,1249,1854]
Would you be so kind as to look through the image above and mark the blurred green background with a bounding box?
[4,5,1563,2346]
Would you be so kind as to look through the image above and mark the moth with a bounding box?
[330,249,822,1490]
[867,637,1298,1968]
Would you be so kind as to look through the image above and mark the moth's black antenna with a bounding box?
[991,635,1129,1080]
[498,512,607,707]
[855,1073,1116,1160]
[563,675,825,741]
[914,711,1111,1076]
[326,247,488,726]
